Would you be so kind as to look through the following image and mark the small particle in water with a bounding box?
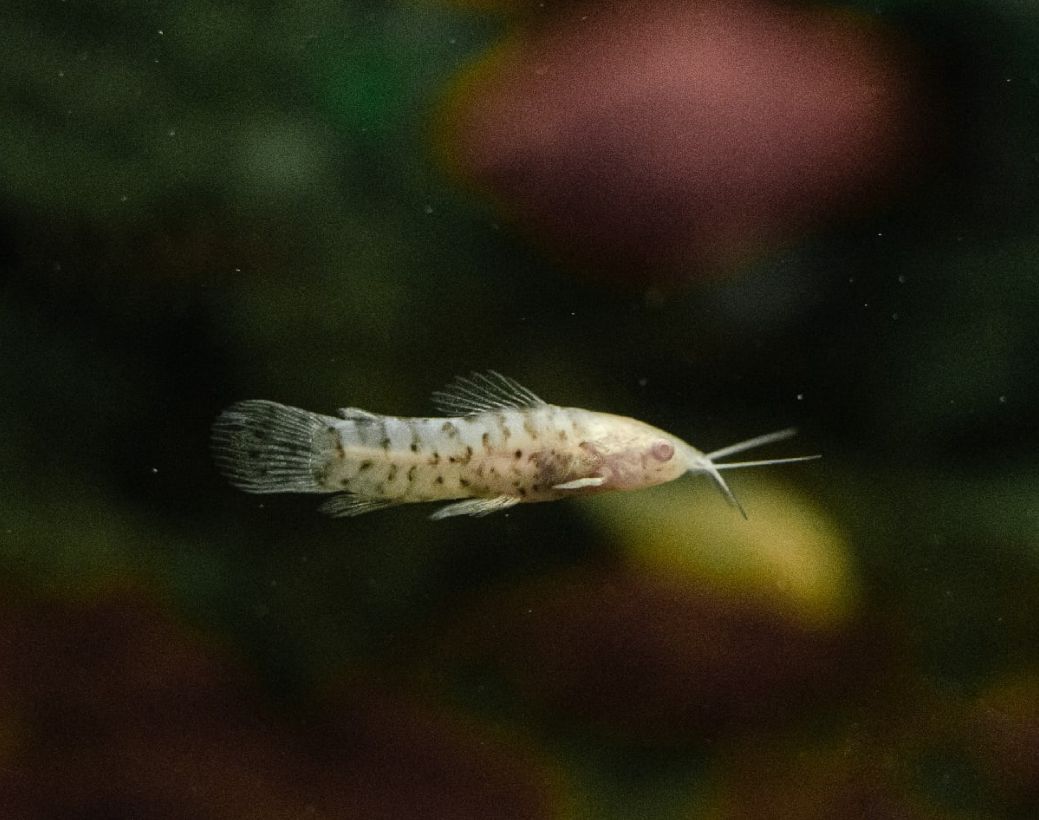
[423,203,434,214]
[167,129,176,137]
[891,312,899,320]
[637,377,648,387]
[999,395,1007,404]
[150,467,158,474]
[796,393,804,401]
[897,275,906,284]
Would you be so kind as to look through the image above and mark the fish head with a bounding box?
[580,413,693,491]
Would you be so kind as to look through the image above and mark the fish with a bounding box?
[211,371,819,520]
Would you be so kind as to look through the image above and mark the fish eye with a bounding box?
[651,440,675,462]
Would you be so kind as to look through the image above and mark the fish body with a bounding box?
[211,372,817,519]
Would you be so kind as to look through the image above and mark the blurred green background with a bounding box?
[2,0,1038,817]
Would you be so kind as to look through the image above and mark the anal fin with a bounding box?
[430,496,520,520]
[319,494,399,518]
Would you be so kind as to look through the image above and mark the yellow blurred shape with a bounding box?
[583,476,856,628]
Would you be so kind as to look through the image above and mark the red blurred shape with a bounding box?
[442,0,927,281]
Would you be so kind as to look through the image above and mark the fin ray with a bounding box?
[319,494,399,517]
[432,371,545,416]
[429,496,520,520]
[211,400,334,494]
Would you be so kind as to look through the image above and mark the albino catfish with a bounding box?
[211,371,818,520]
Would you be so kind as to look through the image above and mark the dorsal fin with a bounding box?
[431,371,545,416]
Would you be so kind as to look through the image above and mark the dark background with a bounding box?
[2,1,1037,817]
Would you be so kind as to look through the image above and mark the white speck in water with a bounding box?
[637,377,648,387]
[167,129,176,137]
[796,393,804,401]
[120,195,128,202]
[999,395,1007,404]
[150,467,158,474]
[891,312,899,320]
[423,203,434,214]
[157,29,164,36]
[897,274,907,284]
[233,267,241,273]
[57,70,65,78]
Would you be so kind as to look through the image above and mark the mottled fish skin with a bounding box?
[211,371,817,519]
[317,405,657,504]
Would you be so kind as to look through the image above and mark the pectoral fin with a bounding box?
[552,476,606,490]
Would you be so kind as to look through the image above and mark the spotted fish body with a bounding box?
[211,372,818,519]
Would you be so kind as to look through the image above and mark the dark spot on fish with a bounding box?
[523,418,538,439]
[559,430,568,442]
[501,426,512,439]
[429,451,441,466]
[435,476,444,485]
[482,431,492,452]
[531,483,541,492]
[512,480,522,489]
[459,478,470,488]
[448,456,457,464]
[410,442,420,452]
[517,487,527,497]
[341,478,351,488]
[441,421,459,438]
[387,465,398,481]
[407,465,417,482]
[380,436,392,450]
[358,460,373,471]
[326,426,336,434]
[514,449,522,459]
[461,445,473,465]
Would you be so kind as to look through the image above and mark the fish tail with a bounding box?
[211,400,338,494]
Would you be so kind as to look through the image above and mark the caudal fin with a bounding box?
[211,400,337,494]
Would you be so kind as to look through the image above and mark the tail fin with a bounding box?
[211,400,337,494]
